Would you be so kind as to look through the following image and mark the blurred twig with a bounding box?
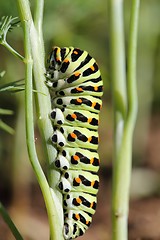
[0,118,15,134]
[0,79,25,93]
[0,108,14,134]
[0,202,24,240]
[0,16,24,61]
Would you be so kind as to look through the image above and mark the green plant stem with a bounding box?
[111,0,139,239]
[16,1,63,240]
[110,0,127,123]
[34,0,45,56]
[2,41,24,61]
[127,0,139,117]
[28,0,62,199]
[0,202,24,240]
[0,70,5,77]
[0,119,15,134]
[109,1,127,238]
[0,108,14,115]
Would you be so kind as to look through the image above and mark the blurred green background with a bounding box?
[0,1,160,240]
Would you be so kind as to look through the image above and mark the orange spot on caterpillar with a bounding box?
[76,87,83,92]
[75,213,80,220]
[76,197,82,204]
[90,202,94,208]
[73,50,79,55]
[74,72,81,77]
[91,181,95,187]
[90,65,95,71]
[77,98,82,103]
[56,57,61,62]
[88,136,92,142]
[73,155,80,161]
[70,132,77,139]
[94,86,98,91]
[92,102,96,108]
[71,113,77,119]
[86,220,89,225]
[90,158,94,164]
[64,59,69,63]
[75,177,81,184]
[88,118,92,123]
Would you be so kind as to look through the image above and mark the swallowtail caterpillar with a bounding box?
[46,46,103,239]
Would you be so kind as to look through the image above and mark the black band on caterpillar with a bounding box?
[46,46,103,239]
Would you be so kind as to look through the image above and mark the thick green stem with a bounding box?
[110,0,139,239]
[16,1,63,239]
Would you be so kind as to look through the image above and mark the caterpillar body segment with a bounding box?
[46,46,103,239]
[46,70,102,95]
[58,170,99,195]
[54,147,100,172]
[63,192,97,214]
[50,108,99,130]
[53,95,102,113]
[51,126,99,150]
[54,80,103,97]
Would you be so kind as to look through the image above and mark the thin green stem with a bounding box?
[34,0,45,57]
[110,0,127,125]
[111,0,140,239]
[0,119,15,134]
[0,108,14,115]
[2,41,24,61]
[127,0,139,120]
[0,202,24,240]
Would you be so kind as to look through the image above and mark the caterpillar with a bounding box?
[46,46,103,239]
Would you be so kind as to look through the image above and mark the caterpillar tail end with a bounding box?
[64,222,84,240]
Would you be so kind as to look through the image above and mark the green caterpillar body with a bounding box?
[46,46,103,239]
